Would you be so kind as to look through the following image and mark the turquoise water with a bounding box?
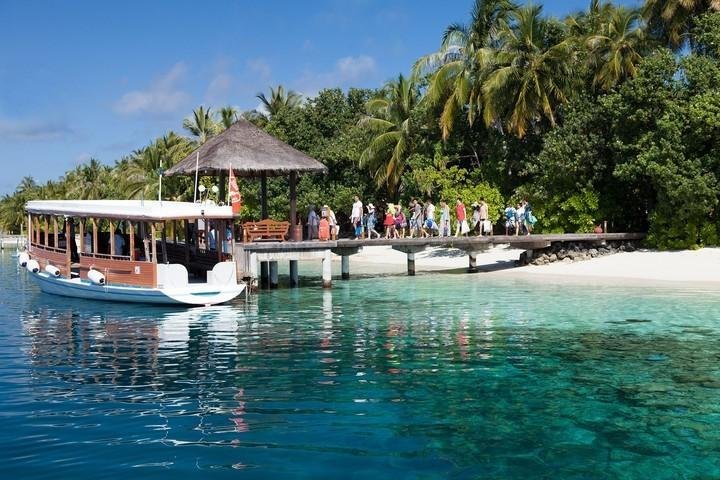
[2,253,720,479]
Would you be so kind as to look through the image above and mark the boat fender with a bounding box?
[45,265,61,277]
[26,259,40,274]
[88,269,106,285]
[17,252,30,267]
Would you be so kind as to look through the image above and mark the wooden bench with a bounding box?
[242,219,290,242]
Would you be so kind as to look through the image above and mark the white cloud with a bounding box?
[297,55,377,97]
[247,58,271,81]
[205,72,233,102]
[0,118,73,141]
[113,62,190,115]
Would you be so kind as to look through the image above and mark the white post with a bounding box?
[322,250,332,288]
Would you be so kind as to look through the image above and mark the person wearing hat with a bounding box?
[323,205,338,240]
[365,203,380,239]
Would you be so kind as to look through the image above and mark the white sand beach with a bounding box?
[344,244,720,286]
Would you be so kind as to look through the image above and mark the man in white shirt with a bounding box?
[350,195,363,239]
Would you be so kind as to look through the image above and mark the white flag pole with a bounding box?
[193,151,200,202]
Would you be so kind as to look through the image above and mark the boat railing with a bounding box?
[30,242,66,255]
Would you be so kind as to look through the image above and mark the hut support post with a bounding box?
[269,261,278,289]
[289,172,297,240]
[151,223,157,263]
[289,260,299,288]
[78,220,84,256]
[260,172,268,220]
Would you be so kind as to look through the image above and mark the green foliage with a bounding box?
[527,190,600,234]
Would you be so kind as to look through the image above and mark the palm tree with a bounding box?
[183,106,219,144]
[256,85,303,118]
[358,74,420,197]
[482,4,575,138]
[120,133,192,200]
[643,0,720,48]
[413,0,516,139]
[218,106,239,129]
[64,158,111,200]
[586,6,646,91]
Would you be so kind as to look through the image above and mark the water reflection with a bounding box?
[10,273,720,478]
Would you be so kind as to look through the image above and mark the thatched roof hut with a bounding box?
[165,119,327,177]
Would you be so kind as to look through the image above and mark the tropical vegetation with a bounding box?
[3,0,720,249]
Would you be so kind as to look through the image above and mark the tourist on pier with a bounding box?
[307,205,319,240]
[471,202,481,235]
[383,205,396,238]
[351,196,363,239]
[394,204,407,238]
[515,202,525,235]
[455,198,469,237]
[366,204,381,239]
[479,200,489,235]
[504,203,516,235]
[423,199,438,237]
[323,205,339,240]
[523,200,536,235]
[439,201,451,237]
[409,199,424,238]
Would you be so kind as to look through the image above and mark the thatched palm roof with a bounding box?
[165,119,327,177]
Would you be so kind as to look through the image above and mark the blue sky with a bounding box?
[0,0,638,194]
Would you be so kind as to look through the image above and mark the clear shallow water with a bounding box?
[1,253,720,479]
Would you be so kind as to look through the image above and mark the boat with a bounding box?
[19,199,245,306]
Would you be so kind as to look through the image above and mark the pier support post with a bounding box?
[341,255,350,280]
[289,260,299,288]
[407,252,416,276]
[260,261,269,289]
[468,252,478,273]
[269,261,279,289]
[392,245,426,276]
[322,250,332,288]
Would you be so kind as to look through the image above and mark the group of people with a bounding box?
[306,196,537,240]
[350,196,497,240]
[503,199,536,235]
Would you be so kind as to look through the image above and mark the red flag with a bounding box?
[229,167,242,214]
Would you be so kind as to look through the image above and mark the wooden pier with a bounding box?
[235,233,645,289]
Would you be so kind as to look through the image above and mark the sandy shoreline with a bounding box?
[340,244,720,287]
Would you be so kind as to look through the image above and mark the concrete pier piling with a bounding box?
[269,261,279,289]
[407,252,416,276]
[289,260,299,288]
[322,250,332,288]
[468,252,478,273]
[341,255,350,280]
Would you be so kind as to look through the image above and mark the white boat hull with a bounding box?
[28,271,244,306]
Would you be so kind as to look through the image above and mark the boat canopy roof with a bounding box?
[26,200,234,221]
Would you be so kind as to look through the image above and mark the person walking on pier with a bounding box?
[409,199,423,238]
[479,200,489,235]
[471,202,481,235]
[366,204,381,239]
[515,202,525,235]
[423,199,438,237]
[504,203,516,235]
[439,201,451,237]
[383,205,396,238]
[394,204,407,238]
[351,196,363,239]
[307,205,319,240]
[455,198,469,237]
[323,205,339,240]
